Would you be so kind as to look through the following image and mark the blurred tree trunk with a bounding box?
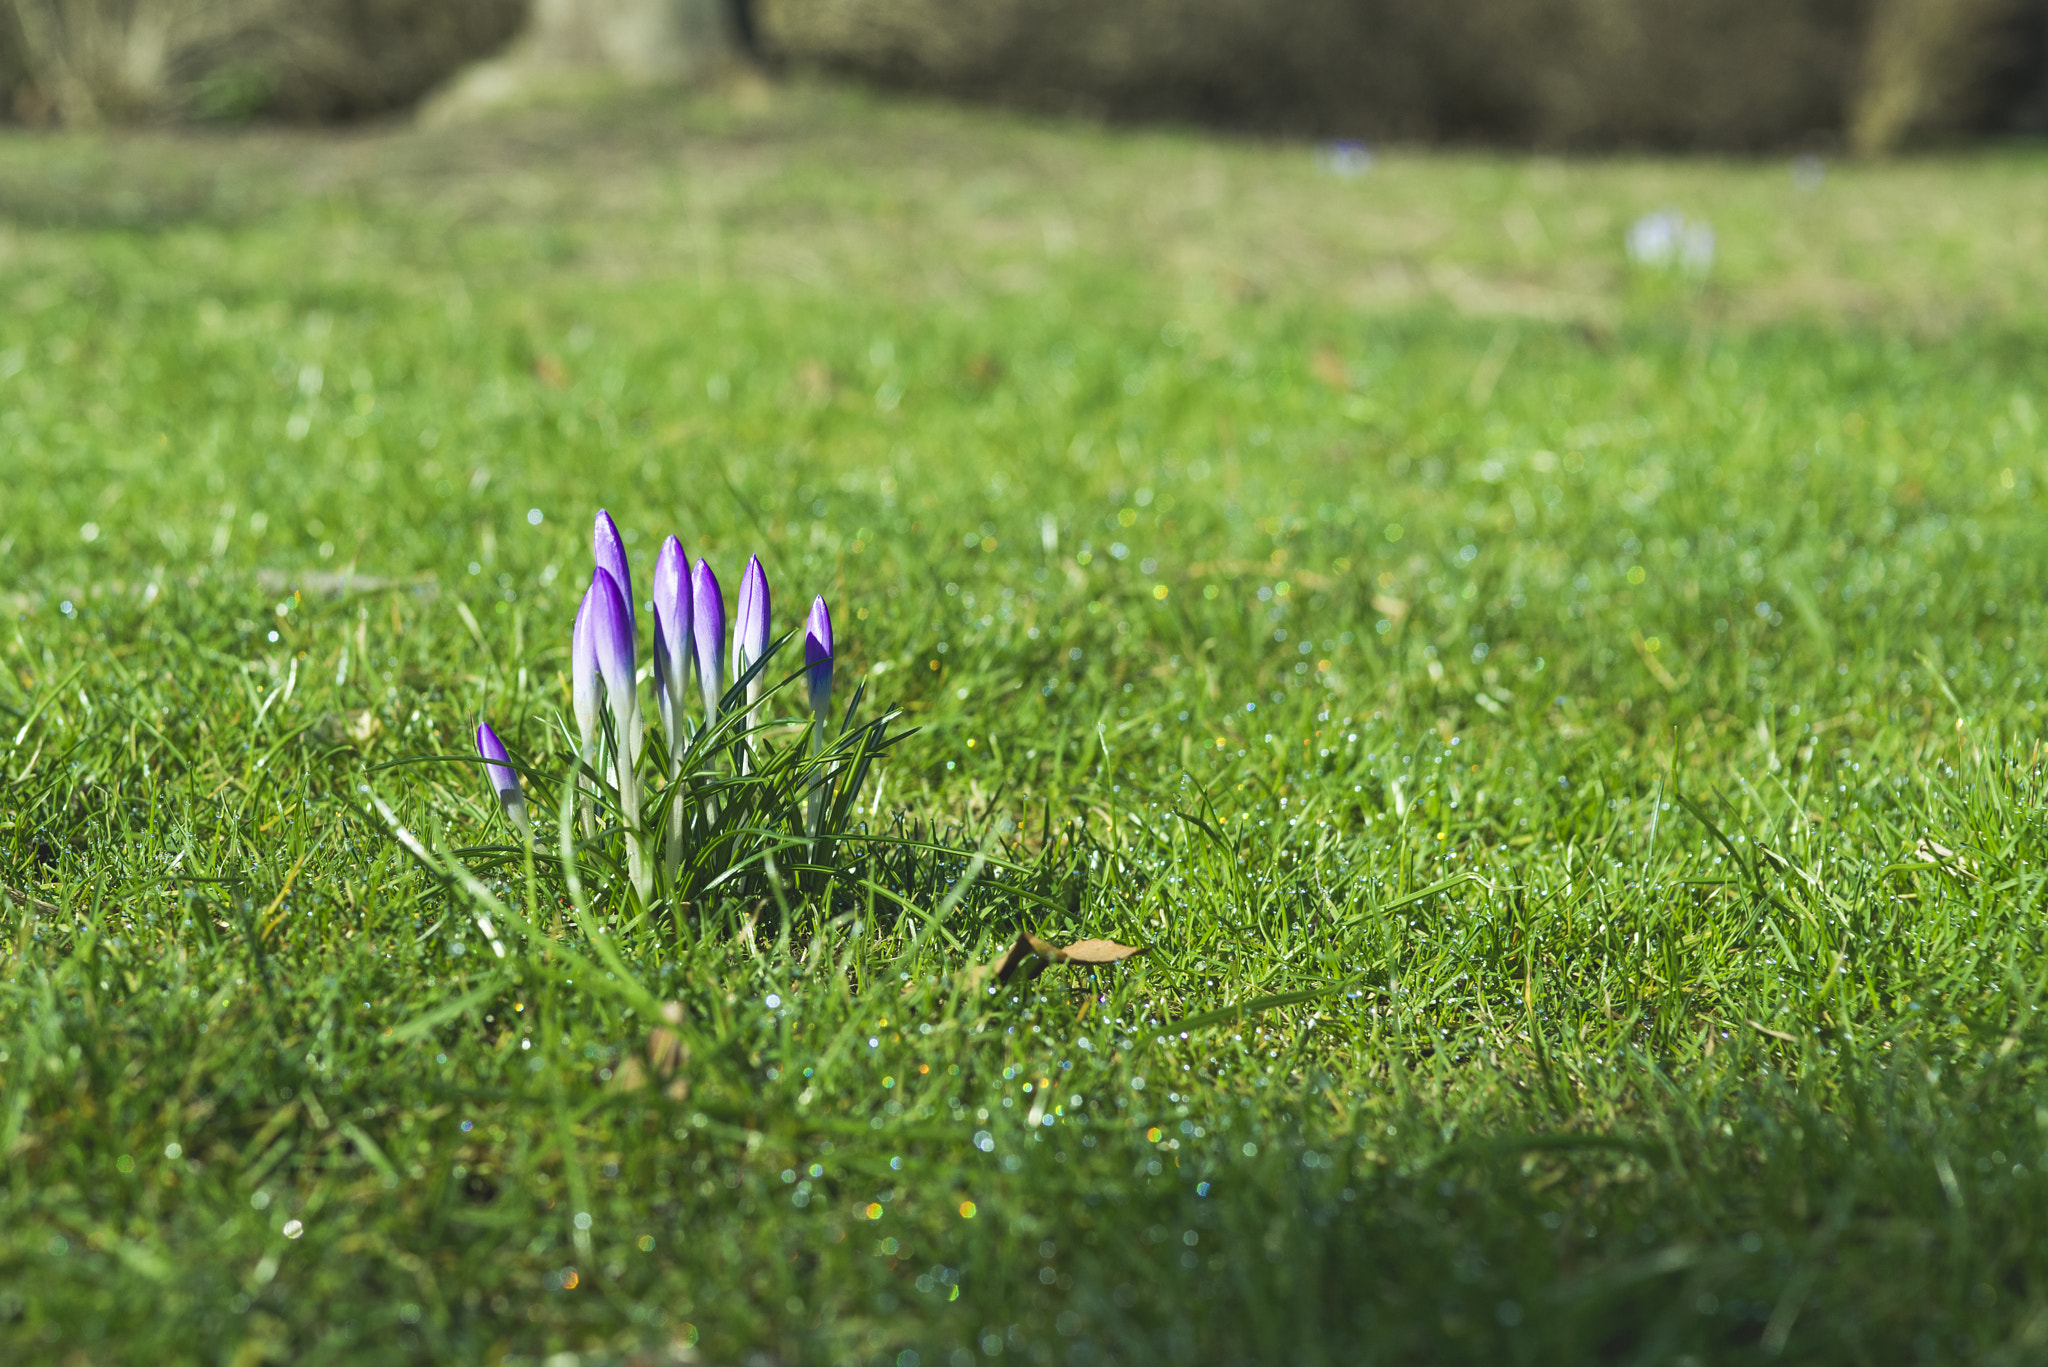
[425,0,742,118]
[520,0,738,77]
[1851,0,2031,150]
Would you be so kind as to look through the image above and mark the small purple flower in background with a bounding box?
[475,721,527,834]
[805,596,834,743]
[1627,208,1714,279]
[691,558,725,723]
[594,510,634,629]
[1315,140,1373,178]
[733,555,771,706]
[651,535,692,749]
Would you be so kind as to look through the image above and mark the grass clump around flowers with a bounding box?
[6,83,2048,1366]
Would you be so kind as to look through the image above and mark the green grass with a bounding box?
[6,81,2048,1365]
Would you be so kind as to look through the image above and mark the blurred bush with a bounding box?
[0,0,525,124]
[752,0,2048,149]
[1,0,2042,146]
[1856,0,2048,148]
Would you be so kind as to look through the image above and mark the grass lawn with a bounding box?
[6,81,2048,1365]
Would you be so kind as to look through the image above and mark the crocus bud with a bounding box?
[591,567,638,742]
[733,555,771,707]
[594,509,634,630]
[805,595,834,731]
[691,558,725,722]
[592,565,650,899]
[572,584,600,761]
[476,721,528,832]
[651,535,691,747]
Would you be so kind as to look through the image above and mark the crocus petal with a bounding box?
[572,584,600,756]
[591,567,637,719]
[691,558,725,719]
[476,722,521,802]
[651,535,691,742]
[805,595,834,723]
[733,555,771,687]
[476,721,527,833]
[594,509,634,630]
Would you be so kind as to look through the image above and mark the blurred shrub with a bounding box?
[754,0,2048,149]
[0,0,526,124]
[1853,0,2048,148]
[1,0,2041,144]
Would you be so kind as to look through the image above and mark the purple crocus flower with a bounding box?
[594,509,634,630]
[803,596,836,837]
[651,535,692,748]
[590,567,639,752]
[591,565,651,897]
[690,558,725,722]
[475,720,528,832]
[732,555,771,706]
[804,596,834,737]
[572,583,600,763]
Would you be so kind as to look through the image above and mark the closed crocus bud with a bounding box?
[475,721,528,833]
[591,567,639,742]
[691,558,725,722]
[594,509,634,631]
[732,555,770,701]
[651,535,691,748]
[805,596,834,734]
[572,583,600,761]
[593,566,651,898]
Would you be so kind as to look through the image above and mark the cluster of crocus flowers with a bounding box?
[475,510,837,903]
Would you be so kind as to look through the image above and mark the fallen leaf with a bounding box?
[312,710,381,748]
[619,1002,691,1099]
[1060,939,1146,966]
[989,931,1146,985]
[1914,838,1978,877]
[796,359,834,403]
[1,884,59,915]
[647,1026,688,1079]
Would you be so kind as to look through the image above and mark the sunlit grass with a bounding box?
[4,83,2048,1365]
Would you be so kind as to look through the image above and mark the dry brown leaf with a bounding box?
[1060,939,1147,966]
[1,884,59,916]
[1914,838,1978,877]
[989,931,1146,985]
[619,1002,691,1098]
[310,710,381,749]
[796,359,834,402]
